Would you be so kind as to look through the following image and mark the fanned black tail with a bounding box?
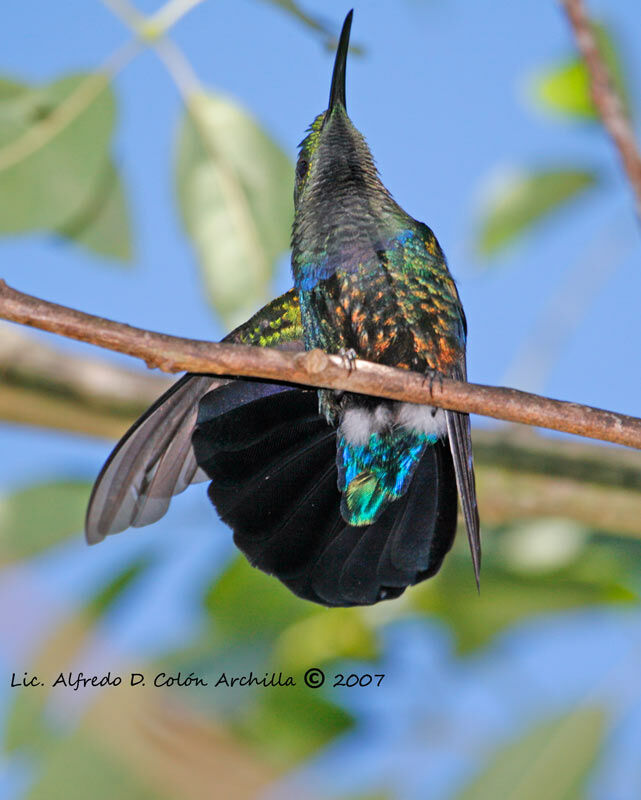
[192,382,458,607]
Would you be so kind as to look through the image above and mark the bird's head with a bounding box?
[293,11,394,232]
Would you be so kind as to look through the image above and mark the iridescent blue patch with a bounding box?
[294,256,335,291]
[337,428,435,526]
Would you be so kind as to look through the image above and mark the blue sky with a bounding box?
[1,1,641,797]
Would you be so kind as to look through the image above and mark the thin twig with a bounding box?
[561,0,641,222]
[1,280,641,450]
[102,0,272,311]
[150,0,209,33]
[101,0,208,39]
[99,0,145,31]
[152,37,202,98]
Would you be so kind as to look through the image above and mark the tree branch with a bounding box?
[561,0,641,222]
[1,303,639,534]
[473,428,641,537]
[1,279,641,450]
[0,322,171,437]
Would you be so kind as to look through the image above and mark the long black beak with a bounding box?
[328,10,353,113]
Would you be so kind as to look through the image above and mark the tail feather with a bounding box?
[243,462,340,581]
[193,385,458,607]
[310,442,457,605]
[387,442,458,575]
[317,520,409,605]
[445,361,481,587]
[194,386,334,542]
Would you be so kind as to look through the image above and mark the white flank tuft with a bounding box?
[374,404,393,428]
[396,403,447,438]
[341,408,375,445]
[341,403,448,445]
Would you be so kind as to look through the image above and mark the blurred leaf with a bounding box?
[409,531,639,652]
[175,91,293,326]
[476,168,597,257]
[240,681,352,766]
[0,72,117,235]
[531,23,630,121]
[455,707,605,800]
[25,732,164,800]
[205,555,311,640]
[87,557,151,619]
[257,1,364,54]
[532,60,595,120]
[0,480,90,561]
[0,76,26,100]
[198,556,365,765]
[56,160,133,262]
[274,607,377,671]
[207,557,377,666]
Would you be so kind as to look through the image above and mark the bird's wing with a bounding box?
[85,288,303,544]
[445,359,481,587]
[85,373,224,543]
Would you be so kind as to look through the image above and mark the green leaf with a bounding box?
[273,607,377,672]
[55,160,133,262]
[531,23,630,122]
[476,168,597,257]
[204,556,311,640]
[25,731,164,800]
[175,91,294,326]
[532,60,595,120]
[455,707,605,800]
[0,76,27,101]
[240,680,353,766]
[87,558,151,619]
[0,480,91,560]
[201,552,377,673]
[0,72,116,234]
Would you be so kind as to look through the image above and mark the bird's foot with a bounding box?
[338,347,358,373]
[422,368,444,398]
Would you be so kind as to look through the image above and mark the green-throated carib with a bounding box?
[85,10,480,606]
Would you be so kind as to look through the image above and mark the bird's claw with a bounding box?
[338,347,358,374]
[422,368,444,398]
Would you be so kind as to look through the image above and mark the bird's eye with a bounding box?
[296,158,309,181]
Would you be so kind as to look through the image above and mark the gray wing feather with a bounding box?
[85,373,225,544]
[445,360,481,587]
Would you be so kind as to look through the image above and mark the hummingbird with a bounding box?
[85,10,480,606]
